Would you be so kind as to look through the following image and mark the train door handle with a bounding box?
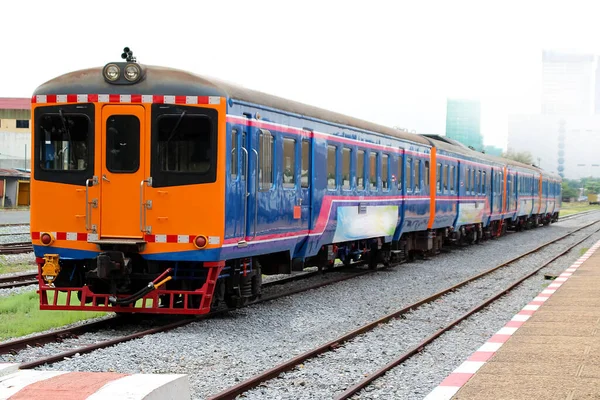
[102,174,110,182]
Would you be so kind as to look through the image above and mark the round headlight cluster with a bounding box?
[104,64,120,81]
[124,63,141,81]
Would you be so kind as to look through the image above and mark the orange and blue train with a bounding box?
[30,49,562,315]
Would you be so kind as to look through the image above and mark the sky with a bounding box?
[3,0,600,149]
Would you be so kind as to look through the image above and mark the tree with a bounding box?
[502,149,534,165]
[562,181,577,200]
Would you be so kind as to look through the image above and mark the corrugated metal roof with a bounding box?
[0,98,30,110]
[0,168,30,178]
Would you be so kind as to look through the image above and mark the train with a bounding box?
[30,48,562,315]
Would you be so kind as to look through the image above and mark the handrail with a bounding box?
[85,176,98,232]
[252,148,259,239]
[140,178,152,234]
[241,147,249,239]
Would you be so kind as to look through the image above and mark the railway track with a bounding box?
[206,219,600,399]
[0,263,373,368]
[0,272,38,290]
[2,213,597,374]
[0,241,33,255]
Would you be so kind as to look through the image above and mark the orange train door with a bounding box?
[100,105,146,238]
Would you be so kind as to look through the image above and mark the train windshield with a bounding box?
[39,113,89,171]
[150,104,218,187]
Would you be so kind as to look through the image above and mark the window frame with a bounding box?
[382,153,390,192]
[327,144,338,190]
[150,104,218,188]
[33,103,95,186]
[282,136,296,189]
[342,146,352,191]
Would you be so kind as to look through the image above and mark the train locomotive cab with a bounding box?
[30,48,261,314]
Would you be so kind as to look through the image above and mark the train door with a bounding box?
[299,137,312,230]
[99,105,145,238]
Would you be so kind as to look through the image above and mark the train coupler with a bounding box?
[41,254,61,285]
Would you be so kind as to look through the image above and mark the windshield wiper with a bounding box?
[165,111,186,144]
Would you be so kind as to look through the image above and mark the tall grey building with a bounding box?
[542,50,596,116]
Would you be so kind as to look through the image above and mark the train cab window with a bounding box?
[357,150,365,190]
[342,147,352,190]
[157,115,212,173]
[450,165,455,192]
[301,139,310,188]
[382,154,389,191]
[106,115,140,173]
[38,113,90,172]
[406,157,412,192]
[436,163,442,193]
[415,160,421,191]
[230,129,238,179]
[258,129,274,190]
[282,138,296,188]
[369,152,378,190]
[327,145,337,190]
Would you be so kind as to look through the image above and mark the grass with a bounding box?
[0,290,107,341]
[559,202,600,217]
[0,259,36,275]
[580,247,589,256]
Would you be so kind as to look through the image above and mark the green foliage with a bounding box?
[561,181,578,200]
[502,149,534,165]
[0,291,106,341]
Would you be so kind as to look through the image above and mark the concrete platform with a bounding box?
[425,239,600,400]
[0,366,190,399]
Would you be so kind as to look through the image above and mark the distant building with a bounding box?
[483,145,503,157]
[0,168,30,208]
[508,114,600,179]
[445,99,483,151]
[542,50,596,116]
[0,98,31,170]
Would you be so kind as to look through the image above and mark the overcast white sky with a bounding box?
[3,0,600,149]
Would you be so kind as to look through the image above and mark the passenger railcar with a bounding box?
[30,49,561,314]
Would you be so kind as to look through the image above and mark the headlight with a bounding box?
[124,63,141,81]
[104,64,120,81]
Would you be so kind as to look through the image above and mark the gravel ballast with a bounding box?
[17,213,599,399]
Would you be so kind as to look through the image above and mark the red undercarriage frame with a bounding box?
[38,261,225,315]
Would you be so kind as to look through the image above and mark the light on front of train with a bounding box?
[40,232,55,246]
[104,64,120,81]
[124,63,141,82]
[194,235,208,249]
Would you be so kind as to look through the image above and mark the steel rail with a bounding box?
[207,219,600,400]
[337,223,600,399]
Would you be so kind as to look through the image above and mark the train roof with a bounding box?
[33,64,431,146]
[34,63,561,180]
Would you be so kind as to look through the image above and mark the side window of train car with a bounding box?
[301,139,310,188]
[357,149,365,190]
[443,164,448,193]
[230,128,238,179]
[415,159,420,192]
[369,152,378,191]
[424,161,429,190]
[259,129,274,191]
[449,165,455,193]
[382,154,389,191]
[406,157,412,192]
[482,171,486,194]
[282,138,296,188]
[327,145,338,190]
[466,168,471,194]
[397,156,403,192]
[436,163,442,193]
[477,170,482,195]
[342,147,352,190]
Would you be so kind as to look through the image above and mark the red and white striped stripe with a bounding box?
[423,239,600,400]
[31,232,206,244]
[32,94,221,105]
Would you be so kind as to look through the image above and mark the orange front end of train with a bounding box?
[29,51,240,314]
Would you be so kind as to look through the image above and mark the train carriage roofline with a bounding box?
[33,64,431,146]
